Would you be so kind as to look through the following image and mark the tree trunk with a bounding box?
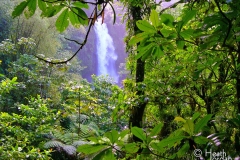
[128,6,147,143]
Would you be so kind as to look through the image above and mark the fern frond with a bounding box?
[62,132,79,144]
[53,131,65,141]
[88,122,100,136]
[44,140,64,149]
[62,145,76,156]
[69,114,89,124]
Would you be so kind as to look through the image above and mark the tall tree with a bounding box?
[126,4,146,143]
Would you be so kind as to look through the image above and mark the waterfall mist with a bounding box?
[94,17,119,83]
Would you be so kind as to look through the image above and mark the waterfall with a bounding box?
[94,17,119,83]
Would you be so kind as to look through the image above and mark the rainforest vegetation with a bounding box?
[0,0,240,159]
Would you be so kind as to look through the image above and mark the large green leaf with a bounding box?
[176,40,185,50]
[12,0,29,18]
[177,10,197,32]
[192,112,201,122]
[153,46,164,59]
[87,137,99,143]
[131,127,146,141]
[55,8,69,32]
[150,10,159,28]
[150,141,166,153]
[157,136,186,148]
[102,148,116,160]
[75,7,88,20]
[182,10,197,26]
[194,136,209,144]
[194,114,212,133]
[136,43,154,60]
[150,123,163,137]
[160,28,173,37]
[77,144,108,154]
[129,32,150,45]
[160,14,174,27]
[124,143,139,153]
[104,130,119,144]
[38,0,47,12]
[119,129,129,139]
[69,8,81,28]
[75,7,88,25]
[24,0,37,18]
[73,1,89,9]
[92,148,115,160]
[41,5,64,17]
[136,20,156,33]
[177,142,190,157]
[203,14,221,29]
[180,29,194,39]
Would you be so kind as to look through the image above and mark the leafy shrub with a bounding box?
[0,96,58,159]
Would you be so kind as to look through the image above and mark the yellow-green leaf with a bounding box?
[182,119,194,136]
[150,10,159,28]
[12,77,17,82]
[174,117,186,123]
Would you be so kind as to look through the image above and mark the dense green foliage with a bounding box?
[0,0,240,159]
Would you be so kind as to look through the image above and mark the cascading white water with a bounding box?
[94,17,119,83]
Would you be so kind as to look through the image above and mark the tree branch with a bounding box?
[34,18,93,64]
[214,0,232,47]
[34,1,113,64]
